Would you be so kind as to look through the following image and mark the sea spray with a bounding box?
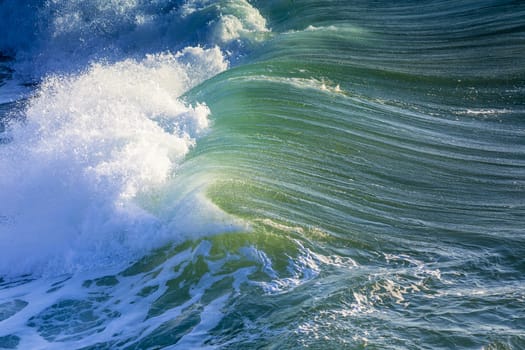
[0,0,269,79]
[0,0,524,348]
[0,47,228,276]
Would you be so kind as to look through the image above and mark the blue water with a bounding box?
[1,1,524,349]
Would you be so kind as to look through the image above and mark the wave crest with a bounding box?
[0,47,227,276]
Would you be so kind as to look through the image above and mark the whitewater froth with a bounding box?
[0,47,228,276]
[0,0,269,79]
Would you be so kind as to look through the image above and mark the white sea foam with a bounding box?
[0,0,270,79]
[0,47,230,277]
[182,0,269,44]
[0,237,261,349]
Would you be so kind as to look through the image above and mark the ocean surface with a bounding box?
[1,0,524,349]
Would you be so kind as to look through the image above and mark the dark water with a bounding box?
[0,0,524,349]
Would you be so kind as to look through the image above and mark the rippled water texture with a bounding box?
[1,0,524,349]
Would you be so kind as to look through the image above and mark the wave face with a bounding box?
[1,0,524,349]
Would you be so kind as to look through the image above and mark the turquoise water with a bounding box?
[1,1,524,349]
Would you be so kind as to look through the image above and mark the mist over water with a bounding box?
[1,0,524,349]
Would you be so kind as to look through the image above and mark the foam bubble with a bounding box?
[0,47,228,277]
